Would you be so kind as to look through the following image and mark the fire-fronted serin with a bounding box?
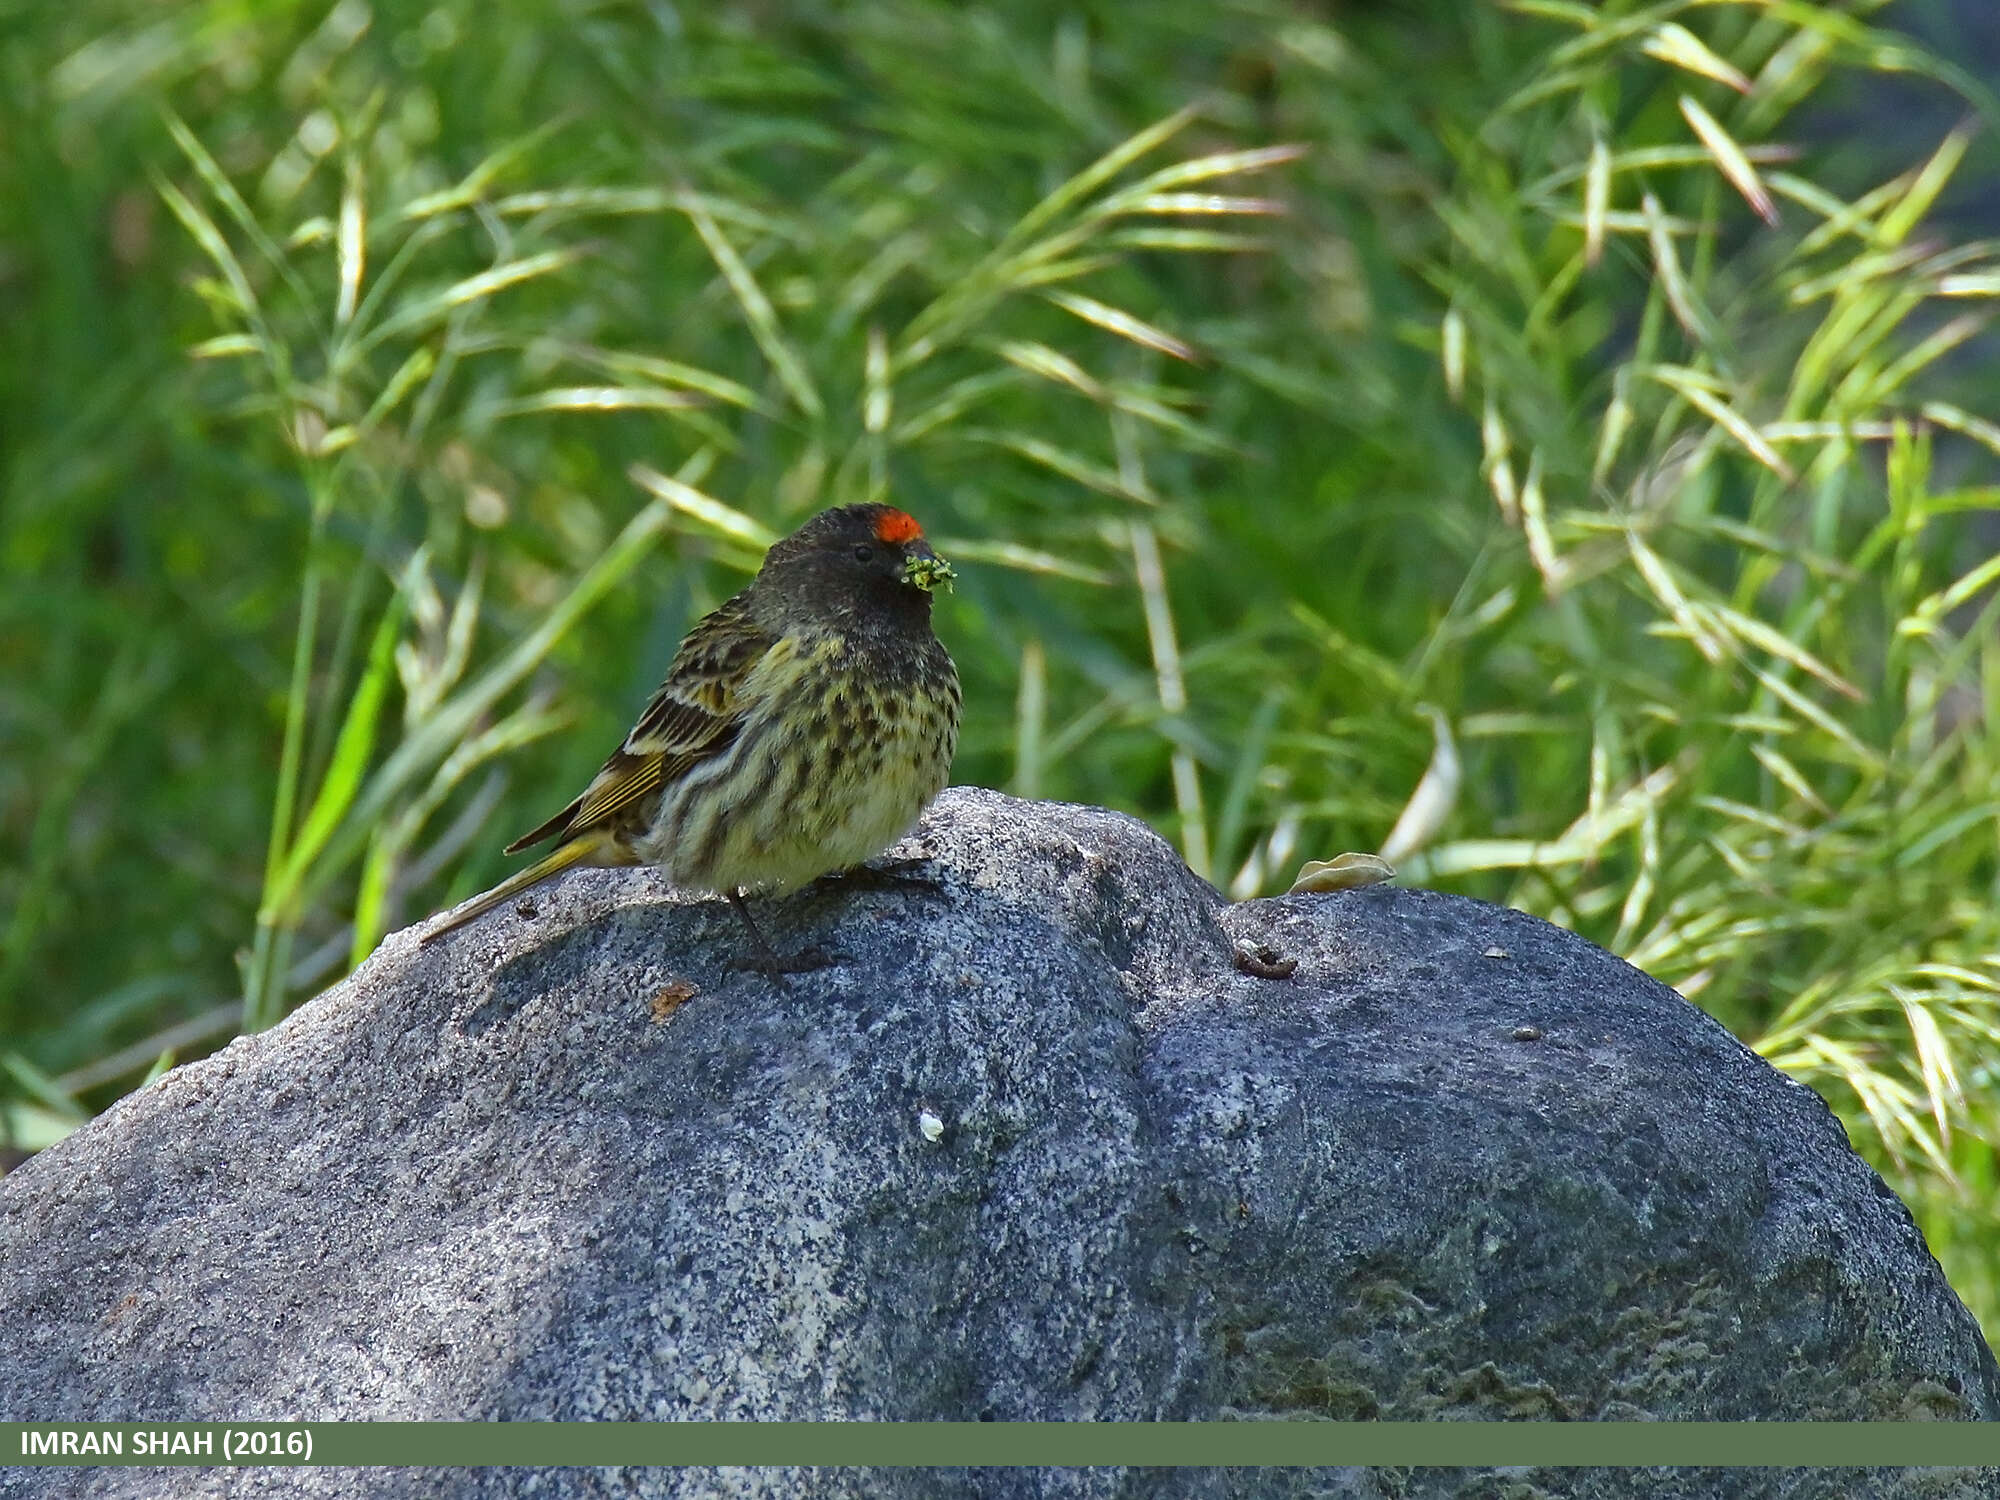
[423,504,961,973]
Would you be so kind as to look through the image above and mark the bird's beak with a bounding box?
[900,541,956,594]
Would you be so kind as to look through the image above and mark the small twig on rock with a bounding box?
[1233,939,1297,980]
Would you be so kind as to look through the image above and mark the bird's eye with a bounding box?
[852,544,875,563]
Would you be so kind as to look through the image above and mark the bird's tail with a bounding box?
[420,834,612,945]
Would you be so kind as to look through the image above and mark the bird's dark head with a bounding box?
[758,504,955,618]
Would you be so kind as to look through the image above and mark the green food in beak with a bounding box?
[902,552,956,593]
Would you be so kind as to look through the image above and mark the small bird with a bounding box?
[422,503,961,971]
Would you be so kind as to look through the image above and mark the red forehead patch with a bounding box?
[873,508,923,544]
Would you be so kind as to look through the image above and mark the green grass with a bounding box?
[4,0,2000,1341]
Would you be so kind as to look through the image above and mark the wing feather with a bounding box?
[503,591,773,852]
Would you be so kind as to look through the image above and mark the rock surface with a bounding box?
[1,788,1996,1499]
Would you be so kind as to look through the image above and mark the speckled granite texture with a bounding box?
[2,788,1994,1499]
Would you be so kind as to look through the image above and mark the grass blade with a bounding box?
[628,463,778,550]
[678,189,824,421]
[1679,95,1777,225]
[1644,24,1753,93]
[1042,290,1196,362]
[273,581,409,903]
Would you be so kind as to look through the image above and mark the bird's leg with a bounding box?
[722,888,840,981]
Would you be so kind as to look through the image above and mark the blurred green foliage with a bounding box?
[3,1,1999,1338]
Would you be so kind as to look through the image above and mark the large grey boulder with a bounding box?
[1,788,1995,1499]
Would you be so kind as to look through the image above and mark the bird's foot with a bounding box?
[722,888,837,989]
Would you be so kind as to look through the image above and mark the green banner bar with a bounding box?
[3,1422,1999,1469]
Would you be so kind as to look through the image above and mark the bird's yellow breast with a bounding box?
[641,632,959,895]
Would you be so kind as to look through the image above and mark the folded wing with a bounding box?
[504,593,771,853]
